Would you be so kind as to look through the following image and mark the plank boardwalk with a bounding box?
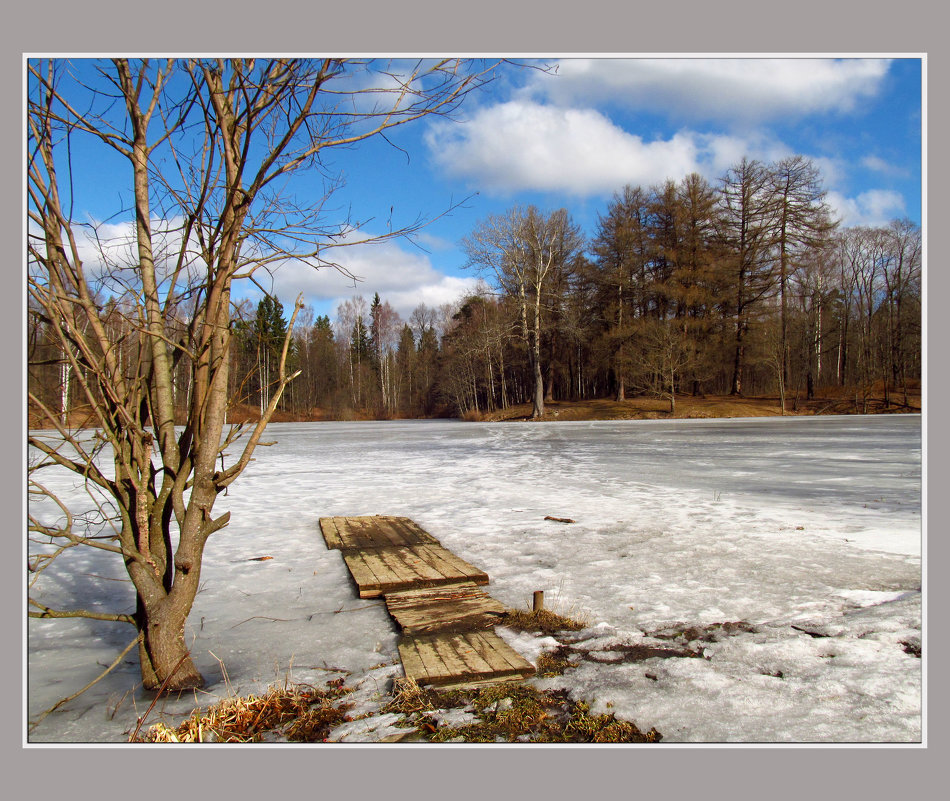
[398,631,535,689]
[384,583,507,634]
[321,517,488,598]
[321,516,441,551]
[319,516,534,689]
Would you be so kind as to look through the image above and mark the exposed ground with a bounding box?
[31,383,920,430]
[133,608,668,744]
[474,384,921,423]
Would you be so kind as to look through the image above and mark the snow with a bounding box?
[26,415,922,744]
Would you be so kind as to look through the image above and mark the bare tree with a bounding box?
[587,185,651,401]
[717,158,779,396]
[882,219,922,407]
[27,57,503,691]
[769,156,837,389]
[463,206,581,418]
[632,318,697,416]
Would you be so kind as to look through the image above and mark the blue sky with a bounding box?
[46,56,923,326]
[263,56,922,324]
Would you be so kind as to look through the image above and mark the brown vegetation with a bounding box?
[30,382,919,432]
[134,679,353,743]
[385,679,662,744]
[480,383,921,423]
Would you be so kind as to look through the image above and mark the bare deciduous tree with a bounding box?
[27,57,502,691]
[463,206,581,418]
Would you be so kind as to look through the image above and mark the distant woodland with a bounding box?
[29,157,921,425]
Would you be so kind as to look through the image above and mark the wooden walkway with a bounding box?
[319,516,534,689]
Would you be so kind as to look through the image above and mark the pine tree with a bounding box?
[253,296,291,414]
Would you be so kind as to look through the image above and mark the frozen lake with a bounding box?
[27,414,922,743]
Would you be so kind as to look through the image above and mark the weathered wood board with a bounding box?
[323,515,534,691]
[342,544,489,598]
[384,582,507,634]
[319,516,441,551]
[398,630,535,688]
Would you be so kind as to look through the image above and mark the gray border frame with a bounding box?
[7,1,941,796]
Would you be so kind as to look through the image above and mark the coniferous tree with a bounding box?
[769,156,837,393]
[717,158,779,396]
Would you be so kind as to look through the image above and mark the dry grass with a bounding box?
[384,677,438,717]
[132,668,663,744]
[134,679,353,743]
[426,683,662,744]
[385,678,662,743]
[478,386,921,424]
[500,607,588,635]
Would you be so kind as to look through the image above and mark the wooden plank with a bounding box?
[446,632,496,674]
[383,584,503,615]
[384,584,507,634]
[322,516,443,550]
[430,635,476,681]
[384,581,482,604]
[466,630,535,676]
[374,518,408,548]
[324,515,539,689]
[397,639,430,684]
[409,545,471,581]
[319,517,345,550]
[426,675,527,692]
[420,546,490,585]
[409,636,474,686]
[466,629,517,672]
[358,550,408,593]
[342,547,481,597]
[340,552,383,598]
[343,518,373,549]
[409,636,446,683]
[358,549,445,594]
[399,632,534,687]
[379,546,445,583]
[387,516,441,547]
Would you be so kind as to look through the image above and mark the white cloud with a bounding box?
[861,154,910,178]
[529,58,890,122]
[426,101,692,194]
[425,100,795,196]
[827,189,906,227]
[261,231,480,322]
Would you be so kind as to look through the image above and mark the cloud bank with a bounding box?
[529,58,891,122]
[826,189,906,227]
[425,100,792,195]
[264,232,480,322]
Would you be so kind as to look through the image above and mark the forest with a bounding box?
[29,156,921,425]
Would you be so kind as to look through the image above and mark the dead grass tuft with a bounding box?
[427,684,662,744]
[134,679,353,743]
[384,677,438,716]
[534,648,577,677]
[501,607,588,635]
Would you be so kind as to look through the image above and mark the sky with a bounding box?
[43,56,924,327]
[256,56,924,324]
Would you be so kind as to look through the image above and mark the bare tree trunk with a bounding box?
[29,57,500,695]
[60,353,70,427]
[532,289,545,418]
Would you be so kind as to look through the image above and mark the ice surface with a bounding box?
[27,415,922,743]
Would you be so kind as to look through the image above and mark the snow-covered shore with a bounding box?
[27,415,922,743]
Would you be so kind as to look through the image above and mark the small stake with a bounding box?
[533,591,545,613]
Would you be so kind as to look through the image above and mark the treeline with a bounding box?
[29,156,921,424]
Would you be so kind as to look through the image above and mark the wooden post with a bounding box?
[533,591,544,613]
